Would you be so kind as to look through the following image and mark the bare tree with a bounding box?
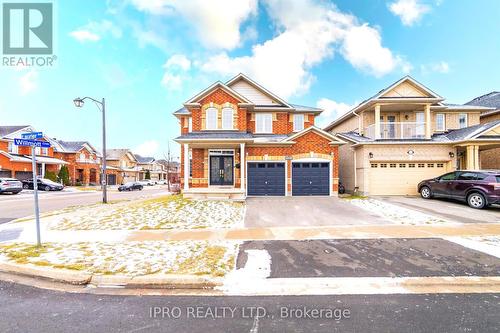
[163,142,173,192]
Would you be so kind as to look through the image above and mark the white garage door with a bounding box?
[369,162,448,195]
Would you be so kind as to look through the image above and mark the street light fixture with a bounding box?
[73,96,108,203]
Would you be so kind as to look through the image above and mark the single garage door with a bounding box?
[369,162,448,195]
[292,162,330,196]
[0,170,12,178]
[14,171,32,181]
[247,162,285,196]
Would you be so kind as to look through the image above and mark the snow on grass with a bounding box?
[348,198,450,225]
[0,241,238,277]
[445,236,500,259]
[47,195,245,230]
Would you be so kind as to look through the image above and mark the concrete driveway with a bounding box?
[245,197,388,227]
[378,196,500,224]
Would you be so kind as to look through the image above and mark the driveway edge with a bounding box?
[0,261,223,289]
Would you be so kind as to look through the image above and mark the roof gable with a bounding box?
[226,73,291,107]
[184,81,252,105]
[284,126,346,145]
[379,76,441,99]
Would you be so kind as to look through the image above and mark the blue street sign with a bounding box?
[21,132,43,140]
[14,138,51,148]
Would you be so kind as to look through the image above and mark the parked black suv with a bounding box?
[418,171,500,209]
[118,182,143,192]
[22,178,64,191]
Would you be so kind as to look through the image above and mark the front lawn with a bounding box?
[0,241,238,277]
[47,195,245,230]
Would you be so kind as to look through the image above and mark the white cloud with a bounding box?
[164,54,191,71]
[316,98,356,127]
[161,73,184,91]
[134,140,160,157]
[201,0,405,98]
[19,70,38,95]
[420,61,450,74]
[129,0,258,50]
[69,20,122,42]
[388,0,431,26]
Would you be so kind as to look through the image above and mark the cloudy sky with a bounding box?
[1,0,499,158]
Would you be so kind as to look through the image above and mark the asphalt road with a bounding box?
[0,186,170,224]
[0,280,498,333]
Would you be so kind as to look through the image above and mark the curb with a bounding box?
[0,261,223,289]
[0,261,92,285]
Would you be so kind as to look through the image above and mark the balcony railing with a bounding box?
[364,122,426,140]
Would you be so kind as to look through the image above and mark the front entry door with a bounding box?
[210,156,234,185]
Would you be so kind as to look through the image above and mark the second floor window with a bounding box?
[256,113,273,133]
[436,113,445,131]
[80,153,85,160]
[42,148,48,155]
[293,114,305,132]
[8,142,18,154]
[459,114,468,129]
[188,117,192,132]
[222,107,234,130]
[206,107,218,130]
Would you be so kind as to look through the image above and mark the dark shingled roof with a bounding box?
[0,125,30,137]
[56,140,88,152]
[173,107,190,115]
[439,120,500,141]
[175,131,254,140]
[134,154,155,163]
[465,92,500,108]
[337,131,375,143]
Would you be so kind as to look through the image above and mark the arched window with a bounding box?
[222,107,234,130]
[206,107,218,130]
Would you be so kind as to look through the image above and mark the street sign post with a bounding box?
[14,135,49,247]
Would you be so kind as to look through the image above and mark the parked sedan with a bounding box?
[138,179,155,186]
[118,182,143,192]
[0,178,23,194]
[22,178,64,191]
[418,171,500,209]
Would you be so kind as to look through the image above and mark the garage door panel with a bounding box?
[292,162,330,196]
[369,162,447,195]
[247,162,286,196]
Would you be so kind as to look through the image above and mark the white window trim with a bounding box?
[8,141,18,154]
[188,117,192,132]
[436,113,445,132]
[293,114,305,132]
[205,107,218,130]
[459,113,468,129]
[221,107,234,130]
[255,113,273,134]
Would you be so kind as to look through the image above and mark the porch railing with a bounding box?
[364,122,426,140]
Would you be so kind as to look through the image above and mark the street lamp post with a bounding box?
[73,97,108,203]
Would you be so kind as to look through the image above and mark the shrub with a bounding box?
[44,171,58,182]
[145,170,151,180]
[58,166,70,185]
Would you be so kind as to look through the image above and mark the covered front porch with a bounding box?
[456,142,500,170]
[180,140,251,200]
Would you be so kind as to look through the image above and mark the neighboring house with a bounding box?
[134,154,167,181]
[173,73,344,200]
[51,140,102,185]
[324,76,500,196]
[464,91,500,169]
[0,126,68,180]
[106,149,139,184]
[156,159,180,184]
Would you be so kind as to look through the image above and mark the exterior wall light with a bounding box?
[368,152,374,158]
[407,149,415,155]
[449,152,455,158]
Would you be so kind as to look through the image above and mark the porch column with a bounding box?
[424,103,431,139]
[41,163,46,178]
[183,144,189,190]
[474,145,480,169]
[374,104,381,140]
[240,143,245,191]
[465,145,480,170]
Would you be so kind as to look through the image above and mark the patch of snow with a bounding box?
[349,198,453,224]
[445,236,500,259]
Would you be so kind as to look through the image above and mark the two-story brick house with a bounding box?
[134,154,167,182]
[106,149,139,185]
[0,126,68,180]
[51,140,102,185]
[173,74,344,200]
[325,76,500,196]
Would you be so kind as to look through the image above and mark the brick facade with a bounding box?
[53,147,101,185]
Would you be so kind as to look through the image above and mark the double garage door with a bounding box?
[247,162,330,196]
[369,162,447,195]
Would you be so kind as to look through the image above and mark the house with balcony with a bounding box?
[464,91,500,169]
[173,73,344,200]
[134,154,167,181]
[51,140,102,185]
[324,76,500,196]
[106,149,139,185]
[0,126,68,180]
[156,159,180,184]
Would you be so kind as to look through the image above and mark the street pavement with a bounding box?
[0,280,498,333]
[0,186,170,224]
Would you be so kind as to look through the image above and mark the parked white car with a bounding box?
[138,179,155,186]
[0,178,23,194]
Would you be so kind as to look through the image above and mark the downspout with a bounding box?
[352,110,362,135]
[350,147,357,192]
